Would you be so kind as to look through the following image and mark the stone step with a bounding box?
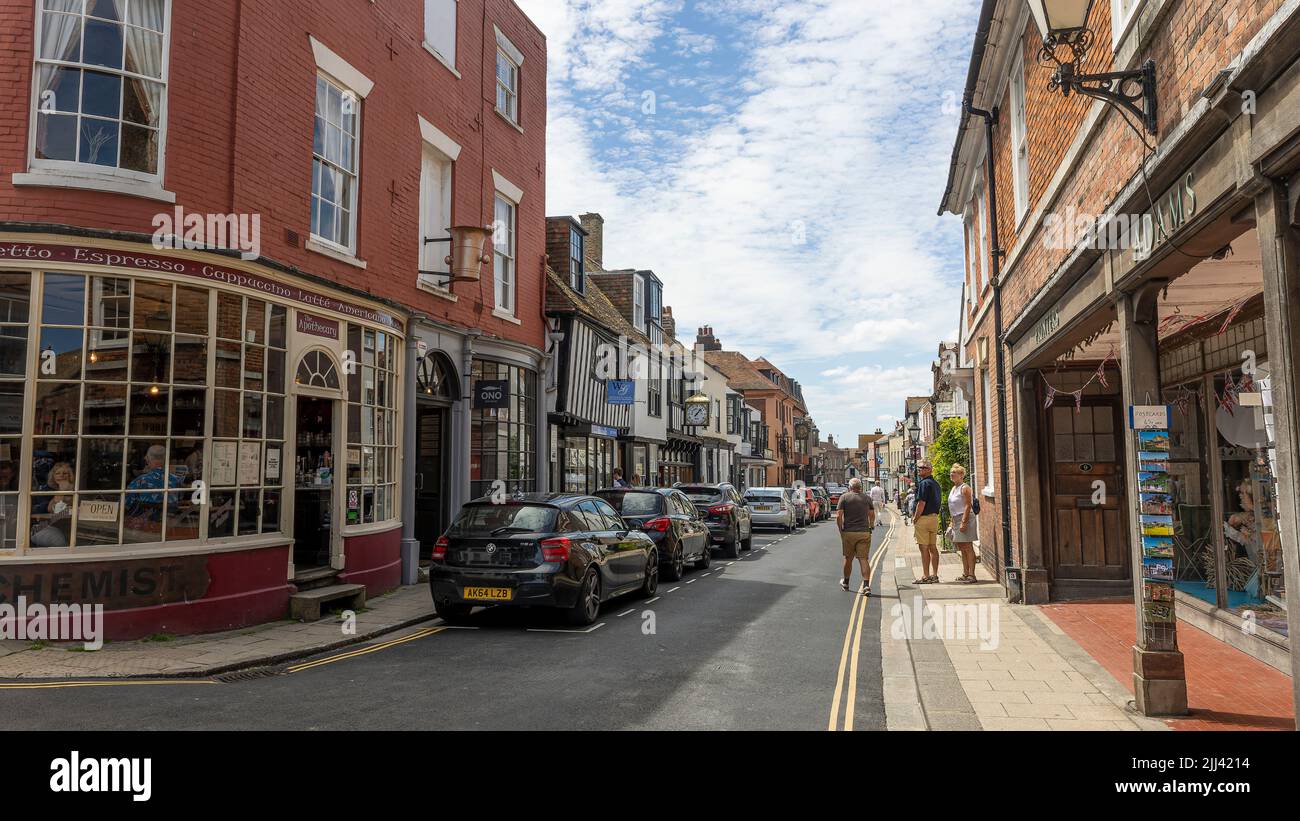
[289,583,366,622]
[292,566,340,592]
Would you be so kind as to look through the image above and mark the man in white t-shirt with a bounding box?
[868,481,885,526]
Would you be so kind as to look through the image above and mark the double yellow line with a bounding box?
[828,514,895,731]
[286,626,445,674]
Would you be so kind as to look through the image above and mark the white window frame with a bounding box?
[494,27,523,127]
[418,143,454,294]
[964,208,978,308]
[982,369,995,496]
[423,0,458,75]
[492,192,517,317]
[24,0,174,194]
[310,72,362,256]
[1009,49,1030,224]
[633,275,645,329]
[1111,0,1142,48]
[974,179,989,292]
[307,37,372,261]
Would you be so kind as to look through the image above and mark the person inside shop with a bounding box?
[0,460,17,491]
[125,445,186,533]
[30,460,75,547]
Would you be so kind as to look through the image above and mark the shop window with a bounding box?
[345,325,399,525]
[0,274,31,548]
[21,275,286,549]
[470,359,536,499]
[31,0,169,177]
[311,73,361,252]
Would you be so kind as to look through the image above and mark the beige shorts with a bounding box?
[841,531,872,560]
[914,514,940,548]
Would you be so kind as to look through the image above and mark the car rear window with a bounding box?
[680,486,724,503]
[449,504,557,536]
[746,493,783,503]
[597,491,662,516]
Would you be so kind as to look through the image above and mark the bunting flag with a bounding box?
[1074,390,1084,413]
[1219,371,1238,416]
[1044,385,1057,410]
[1216,298,1248,337]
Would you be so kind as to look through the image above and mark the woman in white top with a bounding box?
[948,464,978,583]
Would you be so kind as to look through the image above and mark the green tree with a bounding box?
[930,417,970,550]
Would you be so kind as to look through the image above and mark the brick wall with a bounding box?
[0,0,547,351]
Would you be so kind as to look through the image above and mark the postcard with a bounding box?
[1138,430,1171,452]
[1144,601,1176,624]
[1144,581,1175,602]
[1142,536,1174,558]
[1143,557,1174,581]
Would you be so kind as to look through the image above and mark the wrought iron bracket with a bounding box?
[1040,32,1158,136]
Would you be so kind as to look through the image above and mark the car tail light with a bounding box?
[541,537,571,563]
[432,536,449,562]
[643,517,672,533]
[709,504,733,517]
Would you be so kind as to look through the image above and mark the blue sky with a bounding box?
[517,0,983,443]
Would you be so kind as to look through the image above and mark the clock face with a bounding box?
[686,403,708,425]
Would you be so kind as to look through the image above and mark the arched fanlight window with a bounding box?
[295,350,341,390]
[417,352,457,400]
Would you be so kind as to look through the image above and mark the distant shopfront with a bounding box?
[0,237,407,638]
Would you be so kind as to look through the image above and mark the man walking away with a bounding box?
[912,462,943,584]
[868,481,885,528]
[836,478,876,596]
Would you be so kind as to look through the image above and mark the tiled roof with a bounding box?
[545,268,651,346]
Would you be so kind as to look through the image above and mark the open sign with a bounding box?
[474,379,510,409]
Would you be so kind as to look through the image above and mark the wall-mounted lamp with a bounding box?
[1028,0,1158,135]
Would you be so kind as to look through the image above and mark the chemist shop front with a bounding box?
[0,237,407,639]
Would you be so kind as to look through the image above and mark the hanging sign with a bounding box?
[474,380,510,410]
[606,380,635,406]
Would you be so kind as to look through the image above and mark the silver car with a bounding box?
[745,487,795,532]
[786,487,810,527]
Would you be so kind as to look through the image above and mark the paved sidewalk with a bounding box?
[880,506,1165,731]
[0,585,435,679]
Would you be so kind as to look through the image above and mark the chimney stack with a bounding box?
[695,325,722,351]
[661,306,676,339]
[579,213,604,271]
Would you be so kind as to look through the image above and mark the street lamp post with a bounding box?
[907,418,921,494]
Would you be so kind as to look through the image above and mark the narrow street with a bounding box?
[4,516,895,731]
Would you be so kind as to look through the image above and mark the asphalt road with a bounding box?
[5,511,897,731]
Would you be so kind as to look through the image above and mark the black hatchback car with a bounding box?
[429,494,658,626]
[596,487,711,581]
[677,483,753,558]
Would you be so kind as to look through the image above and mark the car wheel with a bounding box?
[741,533,753,552]
[435,600,472,624]
[695,546,712,570]
[662,546,684,582]
[567,570,602,626]
[639,551,660,598]
[723,533,741,559]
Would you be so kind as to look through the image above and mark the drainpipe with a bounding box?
[965,100,1016,580]
[454,329,482,512]
[399,330,421,585]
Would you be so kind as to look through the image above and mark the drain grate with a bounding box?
[215,667,283,683]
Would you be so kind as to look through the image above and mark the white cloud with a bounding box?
[517,0,978,443]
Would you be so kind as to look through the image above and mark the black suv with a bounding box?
[429,494,658,626]
[597,487,711,581]
[677,483,753,559]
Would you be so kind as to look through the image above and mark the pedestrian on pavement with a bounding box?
[612,468,629,488]
[902,488,914,525]
[912,462,943,584]
[948,464,978,583]
[836,477,875,596]
[868,481,885,527]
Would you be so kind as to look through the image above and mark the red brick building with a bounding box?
[0,0,548,638]
[940,0,1300,713]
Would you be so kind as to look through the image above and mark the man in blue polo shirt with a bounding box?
[912,461,943,584]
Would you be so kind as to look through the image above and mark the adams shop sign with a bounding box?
[0,242,403,330]
[0,555,211,611]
